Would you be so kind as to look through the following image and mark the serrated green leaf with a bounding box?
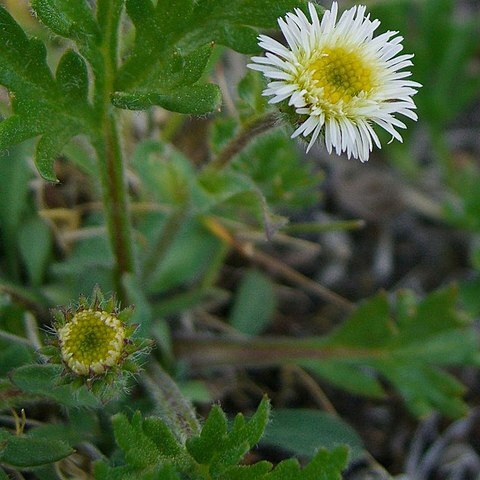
[31,0,99,46]
[142,417,183,458]
[219,461,272,480]
[0,116,43,151]
[115,0,316,113]
[267,446,348,480]
[56,49,89,100]
[112,413,160,469]
[34,126,78,181]
[187,405,228,463]
[318,288,477,417]
[237,396,270,447]
[0,435,73,467]
[303,446,348,480]
[0,6,94,181]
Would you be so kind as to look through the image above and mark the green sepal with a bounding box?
[112,84,221,115]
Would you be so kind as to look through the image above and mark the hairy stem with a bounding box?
[142,361,201,443]
[93,0,135,300]
[210,112,279,169]
[174,336,379,370]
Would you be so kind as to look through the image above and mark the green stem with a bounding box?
[142,361,201,443]
[209,112,279,170]
[94,115,135,297]
[93,0,135,299]
[174,336,382,370]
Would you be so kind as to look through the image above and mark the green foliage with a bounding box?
[0,429,73,467]
[9,364,100,408]
[0,0,316,182]
[0,1,479,478]
[18,217,52,287]
[229,269,276,336]
[0,7,94,181]
[113,0,315,114]
[263,409,363,460]
[304,287,478,418]
[443,162,480,231]
[370,0,480,130]
[30,0,100,48]
[95,398,348,479]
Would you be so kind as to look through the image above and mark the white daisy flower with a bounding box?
[248,2,421,162]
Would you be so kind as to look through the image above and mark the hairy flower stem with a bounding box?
[94,0,135,301]
[210,111,279,169]
[142,362,201,443]
[95,115,135,299]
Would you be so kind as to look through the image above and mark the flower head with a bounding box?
[57,309,126,376]
[44,288,151,399]
[248,2,421,161]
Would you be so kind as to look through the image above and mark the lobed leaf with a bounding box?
[0,7,95,181]
[306,287,478,417]
[31,0,99,47]
[114,0,318,114]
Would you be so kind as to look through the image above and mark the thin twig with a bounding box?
[203,217,354,312]
[288,365,338,415]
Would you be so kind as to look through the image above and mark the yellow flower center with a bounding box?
[310,47,374,104]
[58,309,125,375]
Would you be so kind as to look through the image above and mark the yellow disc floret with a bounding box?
[309,47,375,105]
[58,309,125,376]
